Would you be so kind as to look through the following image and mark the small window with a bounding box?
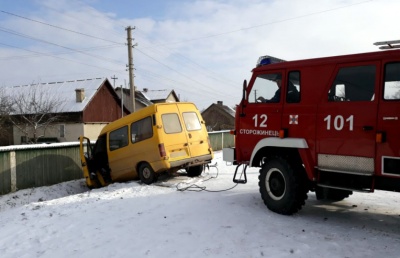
[109,126,128,151]
[249,73,282,103]
[384,62,400,100]
[59,124,65,138]
[183,112,202,131]
[162,113,182,134]
[131,117,153,143]
[328,65,375,102]
[286,71,300,103]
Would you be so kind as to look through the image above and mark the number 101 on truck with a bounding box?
[223,49,400,215]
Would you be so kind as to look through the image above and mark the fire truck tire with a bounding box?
[139,163,156,185]
[259,157,308,215]
[186,165,203,177]
[316,187,352,202]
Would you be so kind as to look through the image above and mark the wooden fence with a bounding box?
[0,131,234,195]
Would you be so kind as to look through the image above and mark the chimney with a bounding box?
[217,101,223,106]
[143,88,148,93]
[75,88,85,103]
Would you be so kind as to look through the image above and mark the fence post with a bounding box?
[10,151,16,192]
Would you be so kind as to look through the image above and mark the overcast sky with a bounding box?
[0,0,399,109]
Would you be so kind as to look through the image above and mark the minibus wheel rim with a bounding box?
[142,167,151,178]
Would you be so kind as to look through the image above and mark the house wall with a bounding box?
[166,93,178,103]
[83,123,108,140]
[83,84,124,122]
[202,108,235,132]
[12,123,107,144]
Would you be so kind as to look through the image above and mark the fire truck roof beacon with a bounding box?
[256,55,286,67]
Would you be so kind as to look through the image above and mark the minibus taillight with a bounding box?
[158,143,166,157]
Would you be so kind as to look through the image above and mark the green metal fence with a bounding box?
[0,152,11,195]
[208,130,234,151]
[0,143,82,195]
[0,131,234,195]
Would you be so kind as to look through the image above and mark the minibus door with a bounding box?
[159,105,191,161]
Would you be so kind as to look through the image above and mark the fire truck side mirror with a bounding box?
[240,80,247,117]
[242,80,247,101]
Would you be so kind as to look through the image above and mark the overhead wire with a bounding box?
[0,42,126,74]
[135,47,239,100]
[0,43,122,61]
[0,26,125,65]
[0,0,374,95]
[135,29,240,88]
[0,10,125,45]
[145,0,374,47]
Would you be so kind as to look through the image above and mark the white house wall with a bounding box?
[13,123,108,144]
[83,123,108,140]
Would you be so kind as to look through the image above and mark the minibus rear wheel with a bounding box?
[186,165,203,177]
[139,163,156,184]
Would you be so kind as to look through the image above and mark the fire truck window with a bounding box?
[384,62,400,100]
[328,65,375,102]
[131,116,153,143]
[287,71,300,103]
[109,126,129,151]
[249,73,282,103]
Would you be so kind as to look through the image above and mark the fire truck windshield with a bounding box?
[249,73,282,103]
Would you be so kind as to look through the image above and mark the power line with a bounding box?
[145,0,374,47]
[0,43,121,61]
[135,47,238,99]
[135,29,239,88]
[0,26,125,65]
[0,42,126,74]
[0,10,124,45]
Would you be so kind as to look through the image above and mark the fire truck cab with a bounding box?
[223,49,400,215]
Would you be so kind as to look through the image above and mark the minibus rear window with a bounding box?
[182,112,202,131]
[162,113,182,134]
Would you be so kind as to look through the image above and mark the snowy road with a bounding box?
[0,151,399,258]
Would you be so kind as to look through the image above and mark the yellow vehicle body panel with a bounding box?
[79,102,213,187]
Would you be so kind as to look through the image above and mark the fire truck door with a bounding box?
[316,64,379,174]
[236,72,283,162]
[376,62,400,176]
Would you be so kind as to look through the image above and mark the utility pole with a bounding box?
[126,26,137,113]
[111,75,118,88]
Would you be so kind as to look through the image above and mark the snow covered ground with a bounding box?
[0,151,399,258]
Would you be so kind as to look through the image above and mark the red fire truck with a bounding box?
[223,49,400,215]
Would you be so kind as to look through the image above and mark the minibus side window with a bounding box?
[109,126,129,151]
[384,62,400,100]
[162,113,182,134]
[183,112,202,131]
[131,116,153,143]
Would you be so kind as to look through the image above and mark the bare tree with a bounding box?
[8,84,66,143]
[0,87,13,140]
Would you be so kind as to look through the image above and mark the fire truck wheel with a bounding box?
[259,157,307,215]
[186,165,203,177]
[139,163,156,185]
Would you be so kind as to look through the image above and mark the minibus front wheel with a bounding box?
[139,163,156,184]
